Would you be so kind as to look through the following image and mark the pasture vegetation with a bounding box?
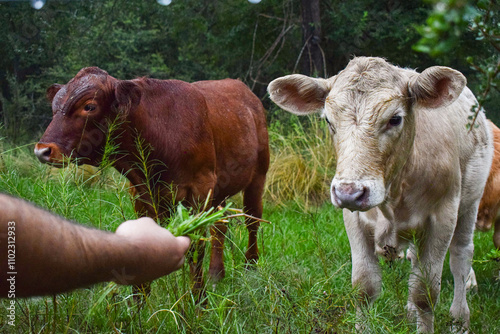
[1,117,500,333]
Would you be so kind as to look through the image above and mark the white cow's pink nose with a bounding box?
[331,182,369,211]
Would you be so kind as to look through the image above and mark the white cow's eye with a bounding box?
[325,117,336,134]
[388,115,402,127]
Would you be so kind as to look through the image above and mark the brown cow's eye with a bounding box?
[388,115,402,127]
[84,104,96,112]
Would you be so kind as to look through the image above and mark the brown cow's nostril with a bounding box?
[34,146,52,163]
[42,147,51,157]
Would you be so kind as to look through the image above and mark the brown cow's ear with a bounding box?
[268,74,331,115]
[46,84,63,102]
[114,80,142,113]
[409,66,466,109]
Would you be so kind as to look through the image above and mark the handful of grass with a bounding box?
[167,202,233,240]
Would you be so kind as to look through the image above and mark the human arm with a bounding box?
[0,193,190,297]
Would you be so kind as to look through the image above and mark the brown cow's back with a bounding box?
[111,78,218,206]
[193,79,269,201]
[116,77,269,206]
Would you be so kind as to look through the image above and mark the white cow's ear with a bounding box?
[409,66,466,109]
[268,74,330,115]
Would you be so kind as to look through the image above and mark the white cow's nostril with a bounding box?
[331,181,370,211]
[335,186,365,203]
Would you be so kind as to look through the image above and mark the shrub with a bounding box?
[266,114,335,208]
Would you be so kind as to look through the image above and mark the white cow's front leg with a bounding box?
[449,206,477,332]
[344,209,381,328]
[408,210,457,333]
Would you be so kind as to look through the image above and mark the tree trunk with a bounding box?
[301,0,323,76]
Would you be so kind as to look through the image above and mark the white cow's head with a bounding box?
[268,57,466,211]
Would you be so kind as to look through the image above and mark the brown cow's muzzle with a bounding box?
[475,218,492,232]
[34,143,64,165]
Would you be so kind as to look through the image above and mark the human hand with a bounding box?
[114,217,191,285]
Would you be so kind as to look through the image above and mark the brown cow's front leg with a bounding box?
[188,238,206,301]
[209,222,227,281]
[184,178,217,301]
[245,219,260,265]
[243,174,266,266]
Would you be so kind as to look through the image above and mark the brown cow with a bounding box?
[34,67,269,292]
[476,120,500,249]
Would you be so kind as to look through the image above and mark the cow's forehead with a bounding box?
[325,59,408,118]
[325,88,404,120]
[67,73,108,93]
[333,59,406,93]
[52,73,110,114]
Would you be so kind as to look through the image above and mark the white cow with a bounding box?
[268,57,493,333]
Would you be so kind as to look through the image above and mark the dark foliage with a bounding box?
[0,0,496,143]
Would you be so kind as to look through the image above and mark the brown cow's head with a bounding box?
[268,57,466,211]
[34,67,141,166]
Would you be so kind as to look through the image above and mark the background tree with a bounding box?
[414,0,499,123]
[0,0,497,143]
[300,0,324,76]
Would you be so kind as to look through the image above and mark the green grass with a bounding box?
[1,122,500,333]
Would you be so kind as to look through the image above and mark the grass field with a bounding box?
[1,118,500,333]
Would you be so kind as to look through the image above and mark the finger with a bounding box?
[177,236,191,254]
[136,217,157,225]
